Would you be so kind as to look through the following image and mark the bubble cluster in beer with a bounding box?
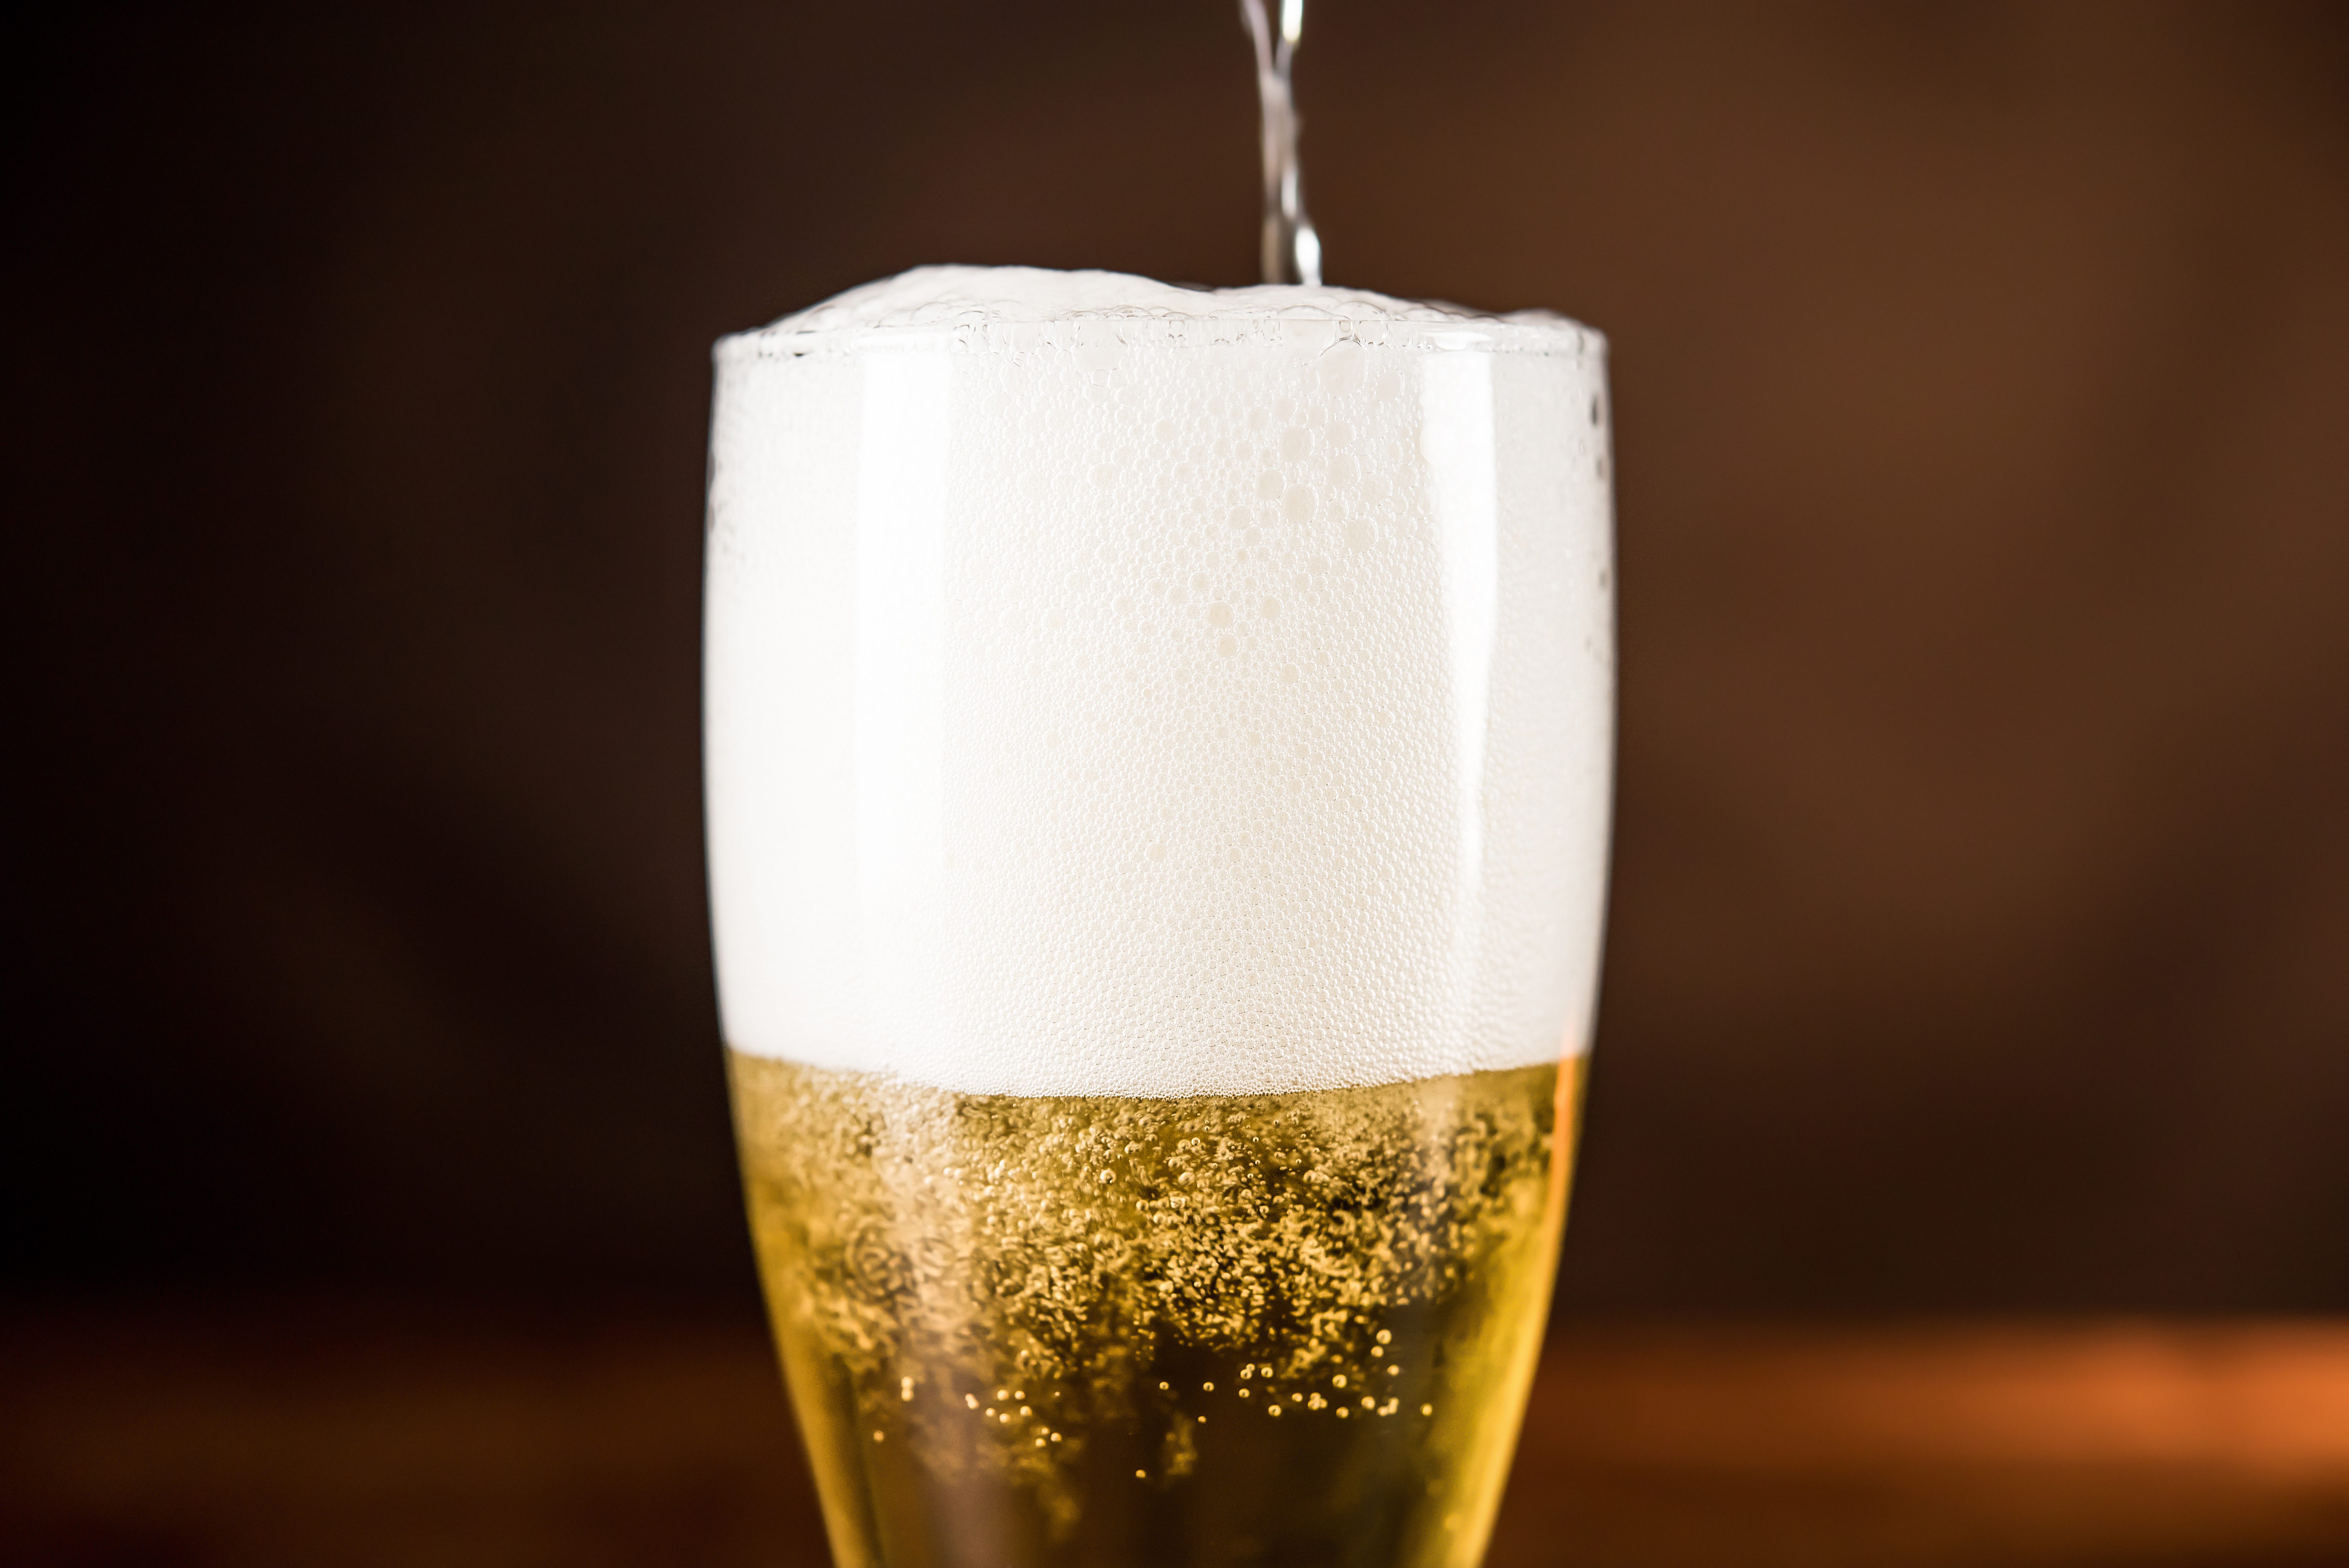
[705,268,1613,1097]
[731,1051,1572,1554]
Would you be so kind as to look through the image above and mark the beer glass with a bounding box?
[706,267,1613,1568]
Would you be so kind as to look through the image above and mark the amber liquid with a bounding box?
[729,1052,1580,1568]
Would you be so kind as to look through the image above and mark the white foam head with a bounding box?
[706,266,1613,1097]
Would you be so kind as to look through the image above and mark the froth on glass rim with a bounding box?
[714,265,1606,362]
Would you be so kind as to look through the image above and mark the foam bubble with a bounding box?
[705,266,1613,1097]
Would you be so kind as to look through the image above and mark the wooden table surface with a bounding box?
[6,1305,2346,1568]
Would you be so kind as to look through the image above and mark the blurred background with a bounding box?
[10,0,2349,1329]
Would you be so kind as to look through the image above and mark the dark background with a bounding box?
[11,0,2347,1318]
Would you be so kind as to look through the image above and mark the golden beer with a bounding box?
[731,1053,1582,1568]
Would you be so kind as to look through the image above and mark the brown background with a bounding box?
[10,0,2348,1315]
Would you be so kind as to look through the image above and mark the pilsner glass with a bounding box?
[705,267,1613,1568]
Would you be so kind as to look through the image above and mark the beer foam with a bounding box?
[706,267,1613,1097]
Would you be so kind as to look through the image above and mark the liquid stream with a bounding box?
[1241,0,1319,285]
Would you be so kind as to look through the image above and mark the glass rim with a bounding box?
[714,295,1605,366]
